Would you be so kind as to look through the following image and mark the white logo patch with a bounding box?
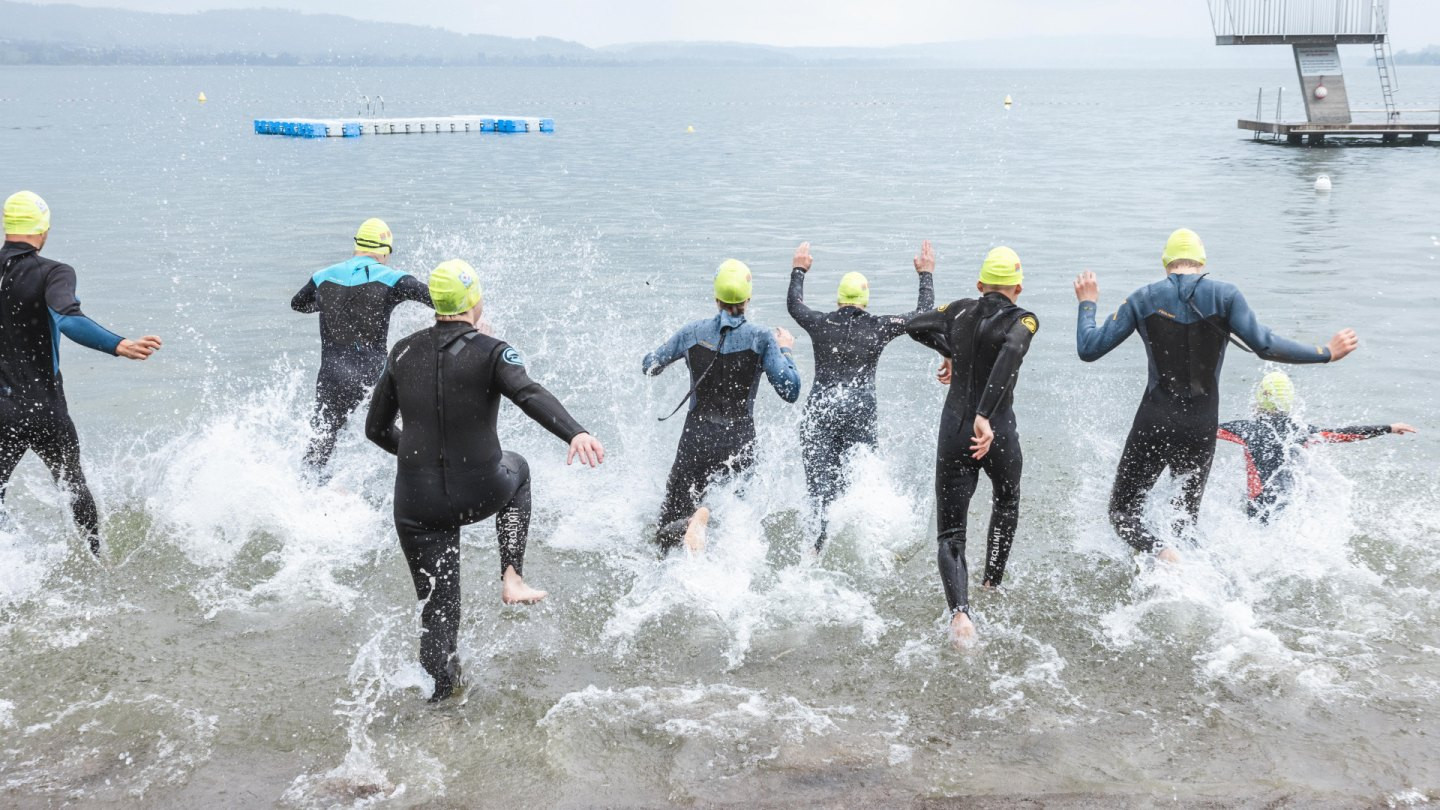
[502,347,523,366]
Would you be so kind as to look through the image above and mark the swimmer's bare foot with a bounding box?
[501,566,547,604]
[949,611,977,647]
[1157,547,1181,564]
[683,507,710,554]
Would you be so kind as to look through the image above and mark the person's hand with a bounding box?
[774,327,795,351]
[914,240,935,274]
[1327,328,1358,362]
[567,432,605,467]
[936,358,952,385]
[1073,271,1099,303]
[1391,423,1417,435]
[793,241,813,272]
[116,335,162,360]
[970,415,994,460]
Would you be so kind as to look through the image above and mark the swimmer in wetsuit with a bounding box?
[788,240,935,551]
[365,260,604,702]
[643,259,800,554]
[906,247,1036,644]
[0,191,163,555]
[1074,229,1359,562]
[1218,371,1415,522]
[292,218,431,481]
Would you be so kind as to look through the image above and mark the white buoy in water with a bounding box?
[198,91,207,103]
[1004,94,1013,108]
[1314,174,1332,192]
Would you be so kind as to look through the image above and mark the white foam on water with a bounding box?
[0,524,70,609]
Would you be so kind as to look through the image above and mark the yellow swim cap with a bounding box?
[714,259,752,305]
[4,191,51,235]
[429,259,483,316]
[354,217,393,255]
[1162,228,1206,269]
[979,246,1022,286]
[1256,371,1295,413]
[837,272,870,307]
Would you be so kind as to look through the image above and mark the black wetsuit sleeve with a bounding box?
[364,355,401,455]
[976,317,1035,419]
[1310,424,1392,443]
[493,345,586,443]
[291,279,319,313]
[394,275,433,307]
[905,305,954,358]
[915,272,935,312]
[1217,420,1249,445]
[787,268,822,329]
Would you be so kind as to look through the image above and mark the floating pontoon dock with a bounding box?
[253,116,554,138]
[1209,0,1439,145]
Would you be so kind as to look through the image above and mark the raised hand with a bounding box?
[1326,328,1358,362]
[793,241,813,272]
[1073,271,1099,303]
[914,240,935,274]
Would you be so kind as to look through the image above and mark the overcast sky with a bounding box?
[21,0,1440,50]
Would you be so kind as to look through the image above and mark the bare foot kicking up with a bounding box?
[501,565,547,604]
[683,506,710,554]
[1157,546,1181,565]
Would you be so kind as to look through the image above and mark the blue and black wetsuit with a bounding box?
[907,294,1037,616]
[366,321,586,701]
[292,256,431,477]
[643,310,801,552]
[1076,274,1332,552]
[1218,413,1392,522]
[0,241,128,554]
[788,267,933,550]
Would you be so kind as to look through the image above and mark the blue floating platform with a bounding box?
[252,115,553,138]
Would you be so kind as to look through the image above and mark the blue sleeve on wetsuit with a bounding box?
[1225,289,1331,364]
[1076,296,1138,362]
[643,323,694,376]
[50,309,124,355]
[758,329,801,403]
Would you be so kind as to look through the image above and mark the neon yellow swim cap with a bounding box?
[714,259,752,305]
[4,191,51,235]
[1162,228,1206,269]
[837,272,870,307]
[354,218,393,255]
[1256,371,1295,413]
[429,259,483,316]
[979,246,1022,286]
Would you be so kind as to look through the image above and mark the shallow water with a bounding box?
[1,64,1438,807]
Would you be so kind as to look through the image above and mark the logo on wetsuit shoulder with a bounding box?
[502,347,524,366]
[1020,315,1038,334]
[936,303,948,312]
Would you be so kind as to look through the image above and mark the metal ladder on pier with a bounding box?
[1373,4,1400,120]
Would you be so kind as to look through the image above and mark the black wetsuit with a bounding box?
[293,256,430,478]
[1076,274,1332,553]
[365,321,585,700]
[788,268,933,549]
[0,241,128,554]
[907,294,1037,616]
[1218,413,1391,521]
[643,311,801,552]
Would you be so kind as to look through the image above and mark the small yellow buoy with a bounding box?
[686,125,695,133]
[1004,95,1013,108]
[198,92,207,104]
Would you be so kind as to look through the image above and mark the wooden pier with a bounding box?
[1238,119,1437,145]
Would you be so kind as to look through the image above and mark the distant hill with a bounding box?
[0,0,1278,68]
[1391,46,1440,66]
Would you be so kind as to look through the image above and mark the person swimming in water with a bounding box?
[643,259,800,554]
[293,218,431,482]
[365,260,604,702]
[787,240,935,551]
[1218,371,1416,522]
[906,246,1036,645]
[1074,228,1358,563]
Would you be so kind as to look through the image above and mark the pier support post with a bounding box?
[1413,133,1430,145]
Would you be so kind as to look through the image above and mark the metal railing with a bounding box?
[1209,0,1389,38]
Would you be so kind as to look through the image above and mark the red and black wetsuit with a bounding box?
[1217,413,1392,522]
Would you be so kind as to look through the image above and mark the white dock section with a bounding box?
[253,115,553,138]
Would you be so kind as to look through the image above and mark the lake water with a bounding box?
[1,63,1438,808]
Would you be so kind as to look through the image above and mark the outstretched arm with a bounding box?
[363,357,401,455]
[393,274,433,308]
[493,345,587,443]
[881,241,938,341]
[45,263,160,358]
[905,305,954,358]
[761,329,801,403]
[642,325,691,376]
[1217,421,1249,445]
[787,242,821,328]
[1227,289,1349,364]
[1074,271,1136,362]
[291,279,319,313]
[1310,423,1410,444]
